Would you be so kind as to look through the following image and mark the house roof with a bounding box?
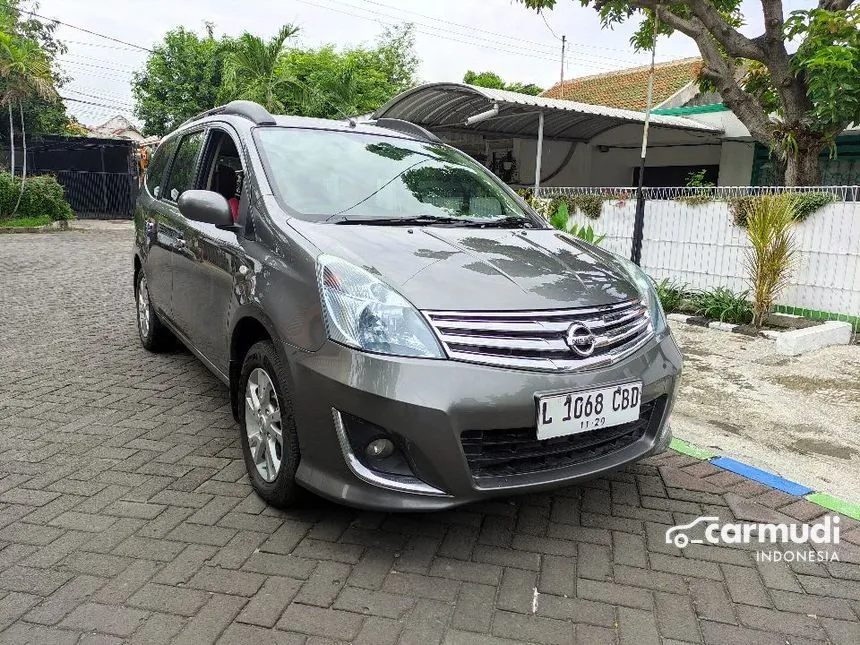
[372,82,721,142]
[541,57,703,111]
[88,115,143,140]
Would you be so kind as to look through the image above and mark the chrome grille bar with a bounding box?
[424,299,654,372]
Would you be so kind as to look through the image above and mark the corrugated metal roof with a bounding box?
[372,83,722,141]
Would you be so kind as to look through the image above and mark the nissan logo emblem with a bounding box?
[565,323,596,357]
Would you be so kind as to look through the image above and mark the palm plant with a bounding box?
[0,20,56,217]
[221,24,299,113]
[744,194,798,327]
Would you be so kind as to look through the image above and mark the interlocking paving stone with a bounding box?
[0,229,857,643]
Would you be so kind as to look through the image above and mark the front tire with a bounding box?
[239,341,301,508]
[136,271,172,352]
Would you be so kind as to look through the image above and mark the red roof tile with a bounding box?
[541,57,702,111]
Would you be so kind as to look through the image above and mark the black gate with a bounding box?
[28,135,138,219]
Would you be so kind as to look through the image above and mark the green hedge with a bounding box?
[0,171,74,222]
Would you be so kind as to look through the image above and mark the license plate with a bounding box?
[536,382,642,440]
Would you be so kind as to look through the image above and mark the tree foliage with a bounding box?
[133,23,420,135]
[516,0,860,186]
[220,24,300,113]
[0,0,69,141]
[132,24,231,136]
[463,70,543,95]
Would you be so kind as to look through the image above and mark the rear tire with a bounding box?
[136,271,173,352]
[239,340,301,508]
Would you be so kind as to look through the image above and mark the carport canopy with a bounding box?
[372,82,724,191]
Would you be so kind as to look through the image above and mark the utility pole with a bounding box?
[559,35,566,97]
[630,12,659,265]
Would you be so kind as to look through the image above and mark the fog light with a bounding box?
[365,438,394,460]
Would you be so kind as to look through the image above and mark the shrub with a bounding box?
[541,192,606,220]
[0,172,74,222]
[547,201,605,244]
[653,278,689,313]
[744,194,798,327]
[548,201,569,231]
[729,191,834,226]
[689,287,754,325]
[569,193,603,219]
[568,222,605,245]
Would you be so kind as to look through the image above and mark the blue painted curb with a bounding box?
[709,456,813,496]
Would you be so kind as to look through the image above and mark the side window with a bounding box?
[144,136,178,198]
[199,129,246,224]
[163,131,205,202]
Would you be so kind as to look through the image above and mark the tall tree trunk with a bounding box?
[11,101,26,217]
[784,140,823,186]
[8,103,14,181]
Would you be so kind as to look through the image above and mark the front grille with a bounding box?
[461,398,661,480]
[424,299,653,372]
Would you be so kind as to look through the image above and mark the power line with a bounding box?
[64,39,147,53]
[60,66,137,85]
[28,12,154,52]
[322,0,561,60]
[61,95,136,112]
[65,88,134,110]
[66,84,136,103]
[323,0,654,70]
[294,0,623,71]
[60,60,134,78]
[348,0,653,58]
[352,0,558,51]
[61,52,139,72]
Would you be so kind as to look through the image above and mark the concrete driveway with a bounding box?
[0,227,858,644]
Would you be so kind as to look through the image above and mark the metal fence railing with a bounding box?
[540,186,860,323]
[537,185,860,202]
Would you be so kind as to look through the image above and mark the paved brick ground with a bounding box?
[1,229,859,645]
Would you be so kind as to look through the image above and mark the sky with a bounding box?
[32,0,810,127]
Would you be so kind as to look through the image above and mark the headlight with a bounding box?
[614,256,666,333]
[317,255,445,358]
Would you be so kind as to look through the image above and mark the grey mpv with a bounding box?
[133,101,682,511]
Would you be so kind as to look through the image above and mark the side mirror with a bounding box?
[177,190,234,228]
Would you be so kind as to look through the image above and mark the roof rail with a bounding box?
[371,118,440,143]
[180,100,276,128]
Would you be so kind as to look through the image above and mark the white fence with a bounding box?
[542,187,860,321]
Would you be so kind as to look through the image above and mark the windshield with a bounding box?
[255,127,529,223]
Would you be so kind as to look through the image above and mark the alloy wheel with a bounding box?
[244,367,283,482]
[137,276,151,339]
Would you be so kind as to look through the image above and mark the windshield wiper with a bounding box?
[457,215,537,229]
[334,215,469,226]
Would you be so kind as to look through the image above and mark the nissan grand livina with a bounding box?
[133,100,682,511]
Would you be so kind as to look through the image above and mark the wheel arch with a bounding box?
[229,309,281,421]
[133,253,142,293]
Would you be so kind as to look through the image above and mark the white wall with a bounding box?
[512,118,752,188]
[717,141,755,186]
[565,199,860,318]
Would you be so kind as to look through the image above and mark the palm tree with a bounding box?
[0,22,56,217]
[222,24,299,113]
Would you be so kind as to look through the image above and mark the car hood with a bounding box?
[290,221,639,311]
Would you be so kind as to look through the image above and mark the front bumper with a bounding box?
[287,330,682,511]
